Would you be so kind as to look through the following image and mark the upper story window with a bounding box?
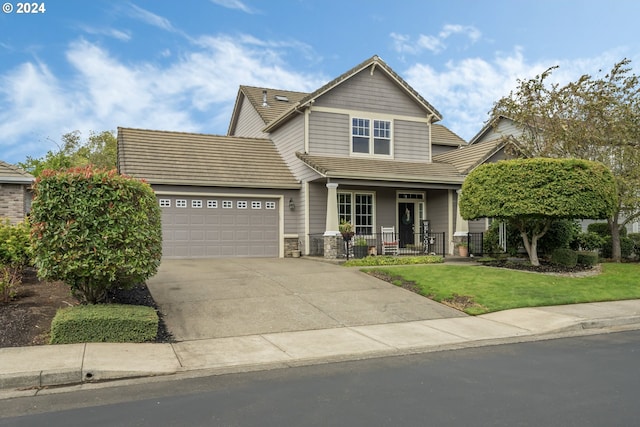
[351,117,392,157]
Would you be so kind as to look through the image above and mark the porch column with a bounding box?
[323,182,340,259]
[454,189,469,236]
[324,182,339,236]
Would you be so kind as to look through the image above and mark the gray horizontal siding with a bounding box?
[394,120,429,161]
[233,96,268,138]
[309,111,350,156]
[426,189,449,234]
[314,68,426,118]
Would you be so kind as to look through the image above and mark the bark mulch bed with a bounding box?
[0,268,173,348]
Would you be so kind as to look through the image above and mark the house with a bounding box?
[0,160,34,224]
[118,55,504,259]
[470,115,640,236]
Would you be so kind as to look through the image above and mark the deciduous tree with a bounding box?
[19,130,117,177]
[492,59,640,261]
[460,158,617,266]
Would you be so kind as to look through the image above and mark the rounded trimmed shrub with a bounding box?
[30,167,162,303]
[601,236,634,259]
[538,219,581,256]
[576,251,599,267]
[550,248,578,267]
[576,231,605,252]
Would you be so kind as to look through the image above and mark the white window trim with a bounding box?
[207,200,218,208]
[192,200,203,208]
[159,199,171,208]
[350,116,393,159]
[222,200,233,209]
[265,201,276,210]
[338,190,376,236]
[252,201,262,209]
[237,201,248,209]
[176,199,187,208]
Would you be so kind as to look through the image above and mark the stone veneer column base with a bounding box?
[284,237,299,258]
[323,235,340,259]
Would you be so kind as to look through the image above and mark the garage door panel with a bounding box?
[190,215,205,225]
[190,230,205,241]
[174,230,189,241]
[174,214,189,225]
[160,196,280,258]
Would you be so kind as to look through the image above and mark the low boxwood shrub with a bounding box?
[576,231,605,252]
[343,255,443,267]
[550,248,578,267]
[630,233,640,256]
[576,251,599,266]
[601,236,635,259]
[50,304,158,344]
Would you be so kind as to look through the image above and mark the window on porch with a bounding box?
[338,192,374,235]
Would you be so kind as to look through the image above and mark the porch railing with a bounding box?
[308,232,447,258]
[467,232,484,257]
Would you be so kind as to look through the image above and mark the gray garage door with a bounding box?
[158,196,279,258]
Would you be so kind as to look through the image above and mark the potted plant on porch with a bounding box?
[353,237,369,259]
[456,241,469,257]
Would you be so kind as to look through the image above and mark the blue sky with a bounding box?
[2,0,640,164]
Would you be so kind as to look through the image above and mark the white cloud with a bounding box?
[403,48,627,141]
[209,0,257,14]
[0,35,326,163]
[128,3,177,33]
[392,24,482,56]
[79,25,132,41]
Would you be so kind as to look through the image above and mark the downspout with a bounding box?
[427,113,435,162]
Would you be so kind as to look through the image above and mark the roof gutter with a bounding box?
[140,178,301,190]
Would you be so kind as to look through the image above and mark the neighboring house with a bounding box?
[470,115,640,236]
[118,55,505,259]
[0,160,34,224]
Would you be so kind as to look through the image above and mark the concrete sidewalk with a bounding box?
[2,299,640,395]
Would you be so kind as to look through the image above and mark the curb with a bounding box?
[3,318,640,394]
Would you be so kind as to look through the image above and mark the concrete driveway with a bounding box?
[146,258,466,341]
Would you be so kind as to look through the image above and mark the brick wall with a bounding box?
[0,184,28,224]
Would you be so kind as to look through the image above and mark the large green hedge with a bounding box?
[30,167,162,303]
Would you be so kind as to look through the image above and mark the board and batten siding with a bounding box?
[313,66,426,118]
[232,96,269,138]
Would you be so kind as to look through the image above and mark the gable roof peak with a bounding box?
[263,55,443,132]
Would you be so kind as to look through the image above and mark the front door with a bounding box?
[398,202,415,248]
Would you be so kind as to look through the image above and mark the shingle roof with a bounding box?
[117,128,299,189]
[432,137,509,174]
[0,160,34,183]
[431,124,467,147]
[296,153,465,184]
[235,86,309,127]
[264,55,443,132]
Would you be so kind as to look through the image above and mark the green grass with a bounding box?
[343,255,443,267]
[368,263,640,315]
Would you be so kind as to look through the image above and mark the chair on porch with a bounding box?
[380,226,399,256]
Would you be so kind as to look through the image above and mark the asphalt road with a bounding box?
[2,330,640,426]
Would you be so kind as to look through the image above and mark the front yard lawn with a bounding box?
[366,263,640,315]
